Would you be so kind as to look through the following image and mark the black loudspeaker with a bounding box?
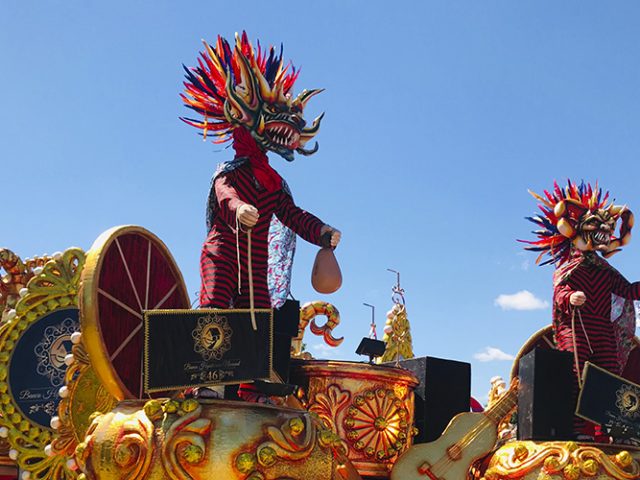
[224,300,299,400]
[272,300,300,383]
[517,348,574,441]
[395,356,471,443]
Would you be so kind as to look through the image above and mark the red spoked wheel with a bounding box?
[80,225,190,400]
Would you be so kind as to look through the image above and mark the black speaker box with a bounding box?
[224,300,299,400]
[271,300,299,382]
[395,356,471,443]
[517,348,574,441]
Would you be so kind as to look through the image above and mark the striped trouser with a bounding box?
[555,314,619,437]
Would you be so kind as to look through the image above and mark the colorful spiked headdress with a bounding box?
[180,32,324,161]
[521,180,634,266]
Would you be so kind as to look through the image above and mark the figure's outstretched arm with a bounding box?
[275,192,327,246]
[611,269,640,300]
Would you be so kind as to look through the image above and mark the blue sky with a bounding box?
[3,1,640,401]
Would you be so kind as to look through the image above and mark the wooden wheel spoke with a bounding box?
[153,283,178,310]
[115,238,143,311]
[109,322,143,362]
[98,288,143,321]
[145,239,151,310]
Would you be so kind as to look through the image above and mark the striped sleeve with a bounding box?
[275,191,324,246]
[554,283,574,314]
[214,171,246,227]
[610,268,640,300]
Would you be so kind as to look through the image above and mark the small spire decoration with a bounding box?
[377,269,414,364]
[363,303,377,339]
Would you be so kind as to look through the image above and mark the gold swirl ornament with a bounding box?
[0,248,85,480]
[481,441,640,480]
[293,301,344,358]
[74,398,355,480]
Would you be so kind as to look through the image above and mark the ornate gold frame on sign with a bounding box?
[0,248,84,480]
[80,225,190,400]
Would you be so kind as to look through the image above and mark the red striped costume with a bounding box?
[553,251,640,435]
[199,161,324,309]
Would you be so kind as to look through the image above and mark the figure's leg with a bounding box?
[199,241,237,308]
[555,326,594,438]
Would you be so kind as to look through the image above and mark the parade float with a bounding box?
[0,33,639,480]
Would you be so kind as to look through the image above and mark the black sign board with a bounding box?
[576,362,640,439]
[144,309,274,393]
[9,308,79,429]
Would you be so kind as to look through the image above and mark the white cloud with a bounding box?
[494,290,548,311]
[311,343,342,359]
[474,347,515,362]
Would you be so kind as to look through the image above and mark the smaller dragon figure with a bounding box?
[522,180,638,438]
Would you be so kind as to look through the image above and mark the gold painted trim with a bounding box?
[80,225,190,400]
[291,359,419,387]
[143,308,275,393]
[0,248,85,480]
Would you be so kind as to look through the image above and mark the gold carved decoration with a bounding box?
[76,398,212,480]
[293,301,344,358]
[0,249,51,323]
[74,399,353,480]
[0,248,85,480]
[234,413,347,480]
[481,441,640,480]
[291,360,418,478]
[343,388,411,462]
[53,332,117,461]
[309,384,351,431]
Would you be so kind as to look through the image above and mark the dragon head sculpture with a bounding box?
[522,180,634,265]
[181,32,324,161]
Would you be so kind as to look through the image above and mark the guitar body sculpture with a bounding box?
[391,383,517,480]
[391,412,497,480]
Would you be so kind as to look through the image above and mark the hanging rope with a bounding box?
[235,212,257,331]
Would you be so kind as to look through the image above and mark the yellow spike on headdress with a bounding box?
[528,190,553,208]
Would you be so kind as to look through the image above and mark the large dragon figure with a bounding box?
[522,180,638,439]
[181,32,341,401]
[181,32,341,313]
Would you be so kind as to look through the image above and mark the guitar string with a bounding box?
[429,393,516,476]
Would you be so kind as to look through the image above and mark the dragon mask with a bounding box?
[522,180,634,265]
[181,32,324,161]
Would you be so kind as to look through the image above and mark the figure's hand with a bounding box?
[570,291,587,306]
[320,225,341,248]
[238,204,259,228]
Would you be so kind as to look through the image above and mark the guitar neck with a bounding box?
[484,387,517,424]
